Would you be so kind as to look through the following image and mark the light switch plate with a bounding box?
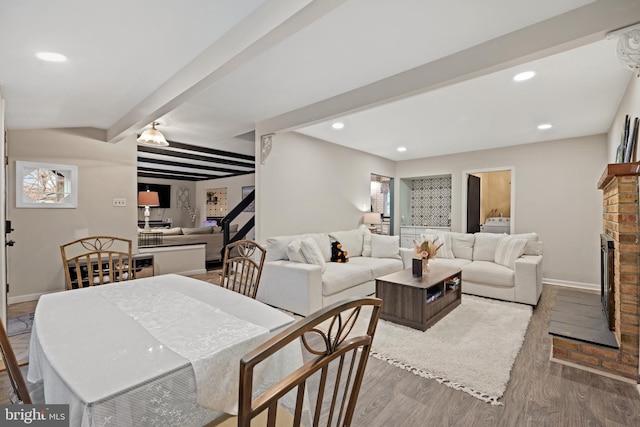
[113,198,127,207]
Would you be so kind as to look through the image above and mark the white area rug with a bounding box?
[370,295,532,405]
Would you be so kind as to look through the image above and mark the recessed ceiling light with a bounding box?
[513,71,535,82]
[397,146,407,152]
[332,122,344,130]
[35,51,67,62]
[537,123,553,130]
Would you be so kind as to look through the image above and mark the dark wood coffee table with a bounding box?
[375,265,462,331]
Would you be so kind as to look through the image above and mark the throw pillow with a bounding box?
[265,235,297,261]
[329,230,365,257]
[300,233,332,262]
[362,233,373,257]
[511,232,542,255]
[300,238,327,272]
[370,234,400,259]
[286,238,307,263]
[494,236,528,269]
[473,233,506,262]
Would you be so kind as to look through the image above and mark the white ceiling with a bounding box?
[1,0,639,161]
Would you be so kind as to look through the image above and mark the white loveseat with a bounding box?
[404,231,543,306]
[257,228,412,316]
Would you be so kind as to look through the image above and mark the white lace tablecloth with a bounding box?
[27,274,299,427]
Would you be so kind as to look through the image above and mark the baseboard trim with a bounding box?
[8,291,56,304]
[543,278,599,292]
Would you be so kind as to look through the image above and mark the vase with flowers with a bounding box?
[413,237,443,276]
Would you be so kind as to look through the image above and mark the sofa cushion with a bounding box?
[462,261,514,287]
[348,256,403,279]
[370,234,400,259]
[494,236,527,269]
[329,229,364,257]
[300,238,326,273]
[512,233,542,255]
[159,227,183,236]
[451,233,474,260]
[286,238,307,263]
[322,263,372,296]
[473,233,506,262]
[429,258,473,269]
[182,226,213,235]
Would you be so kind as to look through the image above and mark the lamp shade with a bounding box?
[137,122,169,146]
[138,191,160,207]
[364,212,381,225]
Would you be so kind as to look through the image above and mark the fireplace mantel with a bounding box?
[598,161,640,189]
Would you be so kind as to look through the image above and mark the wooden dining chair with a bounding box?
[60,236,133,290]
[0,319,31,404]
[238,297,382,427]
[220,240,266,299]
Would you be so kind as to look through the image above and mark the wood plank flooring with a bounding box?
[2,282,640,426]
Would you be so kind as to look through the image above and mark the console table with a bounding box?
[376,265,461,331]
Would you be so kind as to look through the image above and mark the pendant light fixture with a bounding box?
[137,122,169,146]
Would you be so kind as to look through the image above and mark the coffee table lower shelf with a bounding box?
[376,266,462,331]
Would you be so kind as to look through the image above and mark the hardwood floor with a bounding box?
[2,281,640,426]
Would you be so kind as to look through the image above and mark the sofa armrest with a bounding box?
[400,248,414,269]
[256,261,323,316]
[514,255,543,305]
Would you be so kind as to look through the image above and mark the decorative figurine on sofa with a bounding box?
[331,241,349,263]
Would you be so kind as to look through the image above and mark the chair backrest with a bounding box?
[0,319,31,404]
[60,236,133,290]
[220,240,266,299]
[239,297,382,427]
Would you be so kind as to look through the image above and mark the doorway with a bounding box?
[462,167,515,234]
[1,96,8,324]
[370,174,393,235]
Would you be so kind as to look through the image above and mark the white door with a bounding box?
[0,91,7,324]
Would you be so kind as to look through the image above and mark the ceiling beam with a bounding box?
[258,0,640,135]
[137,145,255,169]
[107,0,349,143]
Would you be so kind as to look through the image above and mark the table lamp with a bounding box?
[364,212,381,233]
[138,191,160,230]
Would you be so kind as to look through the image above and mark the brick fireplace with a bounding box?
[552,162,640,381]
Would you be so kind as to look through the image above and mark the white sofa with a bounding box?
[257,228,412,316]
[404,231,543,306]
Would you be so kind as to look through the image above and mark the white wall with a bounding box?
[7,128,137,301]
[195,174,256,239]
[607,76,640,162]
[256,131,395,240]
[396,135,607,287]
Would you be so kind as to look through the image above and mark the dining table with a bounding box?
[27,274,301,427]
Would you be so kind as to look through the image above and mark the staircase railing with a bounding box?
[220,189,255,258]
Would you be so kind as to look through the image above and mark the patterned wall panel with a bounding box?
[206,188,228,217]
[411,177,451,226]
